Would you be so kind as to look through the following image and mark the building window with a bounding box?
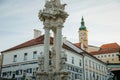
[24,53,28,60]
[33,51,37,59]
[98,56,100,58]
[85,60,88,66]
[108,54,110,57]
[13,55,17,62]
[89,60,91,67]
[99,64,100,71]
[93,62,95,69]
[72,57,74,64]
[91,61,93,68]
[86,71,88,80]
[104,55,106,57]
[112,54,114,57]
[75,74,77,79]
[65,54,67,61]
[101,55,103,58]
[36,67,39,71]
[106,61,109,64]
[16,70,22,75]
[96,64,98,70]
[27,68,32,73]
[112,59,114,61]
[90,72,92,80]
[79,59,82,66]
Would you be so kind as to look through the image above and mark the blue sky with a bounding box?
[0,0,120,52]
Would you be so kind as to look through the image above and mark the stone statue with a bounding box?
[38,52,44,72]
[38,0,68,33]
[51,47,56,71]
[38,56,44,71]
[60,51,67,70]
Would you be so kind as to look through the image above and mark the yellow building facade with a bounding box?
[91,43,120,63]
[76,17,120,64]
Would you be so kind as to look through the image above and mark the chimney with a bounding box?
[34,29,41,39]
[81,43,84,50]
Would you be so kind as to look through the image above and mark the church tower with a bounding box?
[79,16,88,50]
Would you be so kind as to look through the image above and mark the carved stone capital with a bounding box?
[38,0,69,24]
[44,25,51,30]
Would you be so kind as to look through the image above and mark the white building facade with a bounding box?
[84,55,107,80]
[1,34,108,80]
[1,44,43,79]
[1,35,84,80]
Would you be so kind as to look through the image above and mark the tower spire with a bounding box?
[81,16,85,26]
[79,16,86,30]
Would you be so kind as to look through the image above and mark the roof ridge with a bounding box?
[1,35,45,53]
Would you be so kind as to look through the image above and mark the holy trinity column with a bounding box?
[36,0,68,80]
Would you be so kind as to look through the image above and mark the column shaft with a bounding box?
[44,27,50,72]
[56,27,62,71]
[53,31,56,52]
[53,32,56,70]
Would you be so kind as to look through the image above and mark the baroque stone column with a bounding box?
[37,0,69,80]
[52,29,57,71]
[44,27,50,72]
[56,26,62,71]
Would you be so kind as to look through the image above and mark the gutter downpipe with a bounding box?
[83,53,85,80]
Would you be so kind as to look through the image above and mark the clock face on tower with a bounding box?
[84,33,86,36]
[79,30,88,43]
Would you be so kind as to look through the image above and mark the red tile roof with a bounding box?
[90,43,120,55]
[101,43,119,49]
[74,43,87,48]
[1,35,79,54]
[1,35,53,53]
[75,43,81,48]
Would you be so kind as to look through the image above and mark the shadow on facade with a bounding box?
[112,70,120,80]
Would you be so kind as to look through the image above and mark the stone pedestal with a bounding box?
[37,71,69,80]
